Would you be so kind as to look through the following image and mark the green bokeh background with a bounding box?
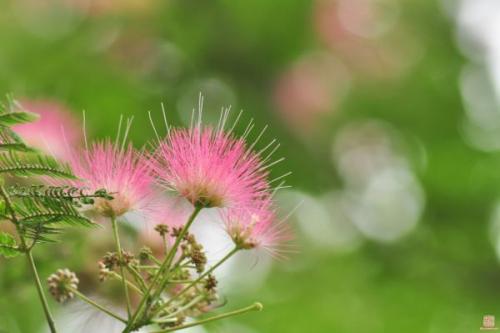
[0,0,498,332]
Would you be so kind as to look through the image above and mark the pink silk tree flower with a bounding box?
[152,124,272,210]
[221,198,292,258]
[64,141,154,218]
[13,99,82,161]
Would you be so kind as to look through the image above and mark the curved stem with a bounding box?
[0,185,57,333]
[111,216,132,319]
[110,271,144,295]
[161,234,168,256]
[123,206,202,333]
[163,246,239,309]
[126,266,148,292]
[152,207,204,299]
[164,295,205,319]
[27,249,58,333]
[168,280,195,284]
[152,294,205,320]
[69,288,127,323]
[150,302,263,333]
[136,265,159,270]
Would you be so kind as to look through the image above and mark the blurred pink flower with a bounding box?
[152,125,271,210]
[14,0,157,17]
[13,99,82,161]
[314,0,419,80]
[273,52,350,134]
[64,140,154,218]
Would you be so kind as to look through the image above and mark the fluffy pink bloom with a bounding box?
[152,109,292,256]
[64,141,154,218]
[221,198,292,257]
[13,99,82,161]
[152,126,271,210]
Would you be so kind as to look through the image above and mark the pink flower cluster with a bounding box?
[65,141,154,218]
[152,127,269,209]
[35,105,289,256]
[151,124,290,254]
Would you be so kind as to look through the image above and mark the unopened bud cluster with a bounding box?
[180,233,207,273]
[154,224,169,236]
[98,261,112,282]
[47,269,79,303]
[102,250,138,269]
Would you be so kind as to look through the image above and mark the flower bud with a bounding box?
[47,269,79,303]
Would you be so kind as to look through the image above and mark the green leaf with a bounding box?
[14,196,97,244]
[7,185,113,201]
[0,232,20,258]
[0,127,34,153]
[0,143,33,152]
[20,213,96,228]
[0,152,76,179]
[22,225,60,244]
[0,111,39,126]
[0,96,39,126]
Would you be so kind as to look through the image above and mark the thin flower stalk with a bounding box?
[124,205,203,332]
[0,185,58,333]
[150,302,263,333]
[68,287,127,323]
[111,216,132,318]
[109,271,144,295]
[161,246,240,310]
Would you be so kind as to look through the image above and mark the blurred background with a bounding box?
[0,0,499,332]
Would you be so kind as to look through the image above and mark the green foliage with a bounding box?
[0,97,108,247]
[0,98,39,126]
[0,152,76,179]
[0,111,39,127]
[14,195,98,245]
[16,196,96,227]
[0,232,20,258]
[0,127,35,153]
[7,185,113,203]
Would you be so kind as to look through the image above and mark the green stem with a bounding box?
[110,271,144,295]
[26,249,58,333]
[161,234,168,256]
[163,246,239,309]
[165,295,205,319]
[123,206,202,333]
[111,216,132,319]
[0,185,57,333]
[146,254,162,266]
[69,288,127,323]
[151,317,178,325]
[152,294,204,320]
[170,255,187,272]
[150,302,263,333]
[152,207,204,299]
[126,266,148,292]
[136,265,159,270]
